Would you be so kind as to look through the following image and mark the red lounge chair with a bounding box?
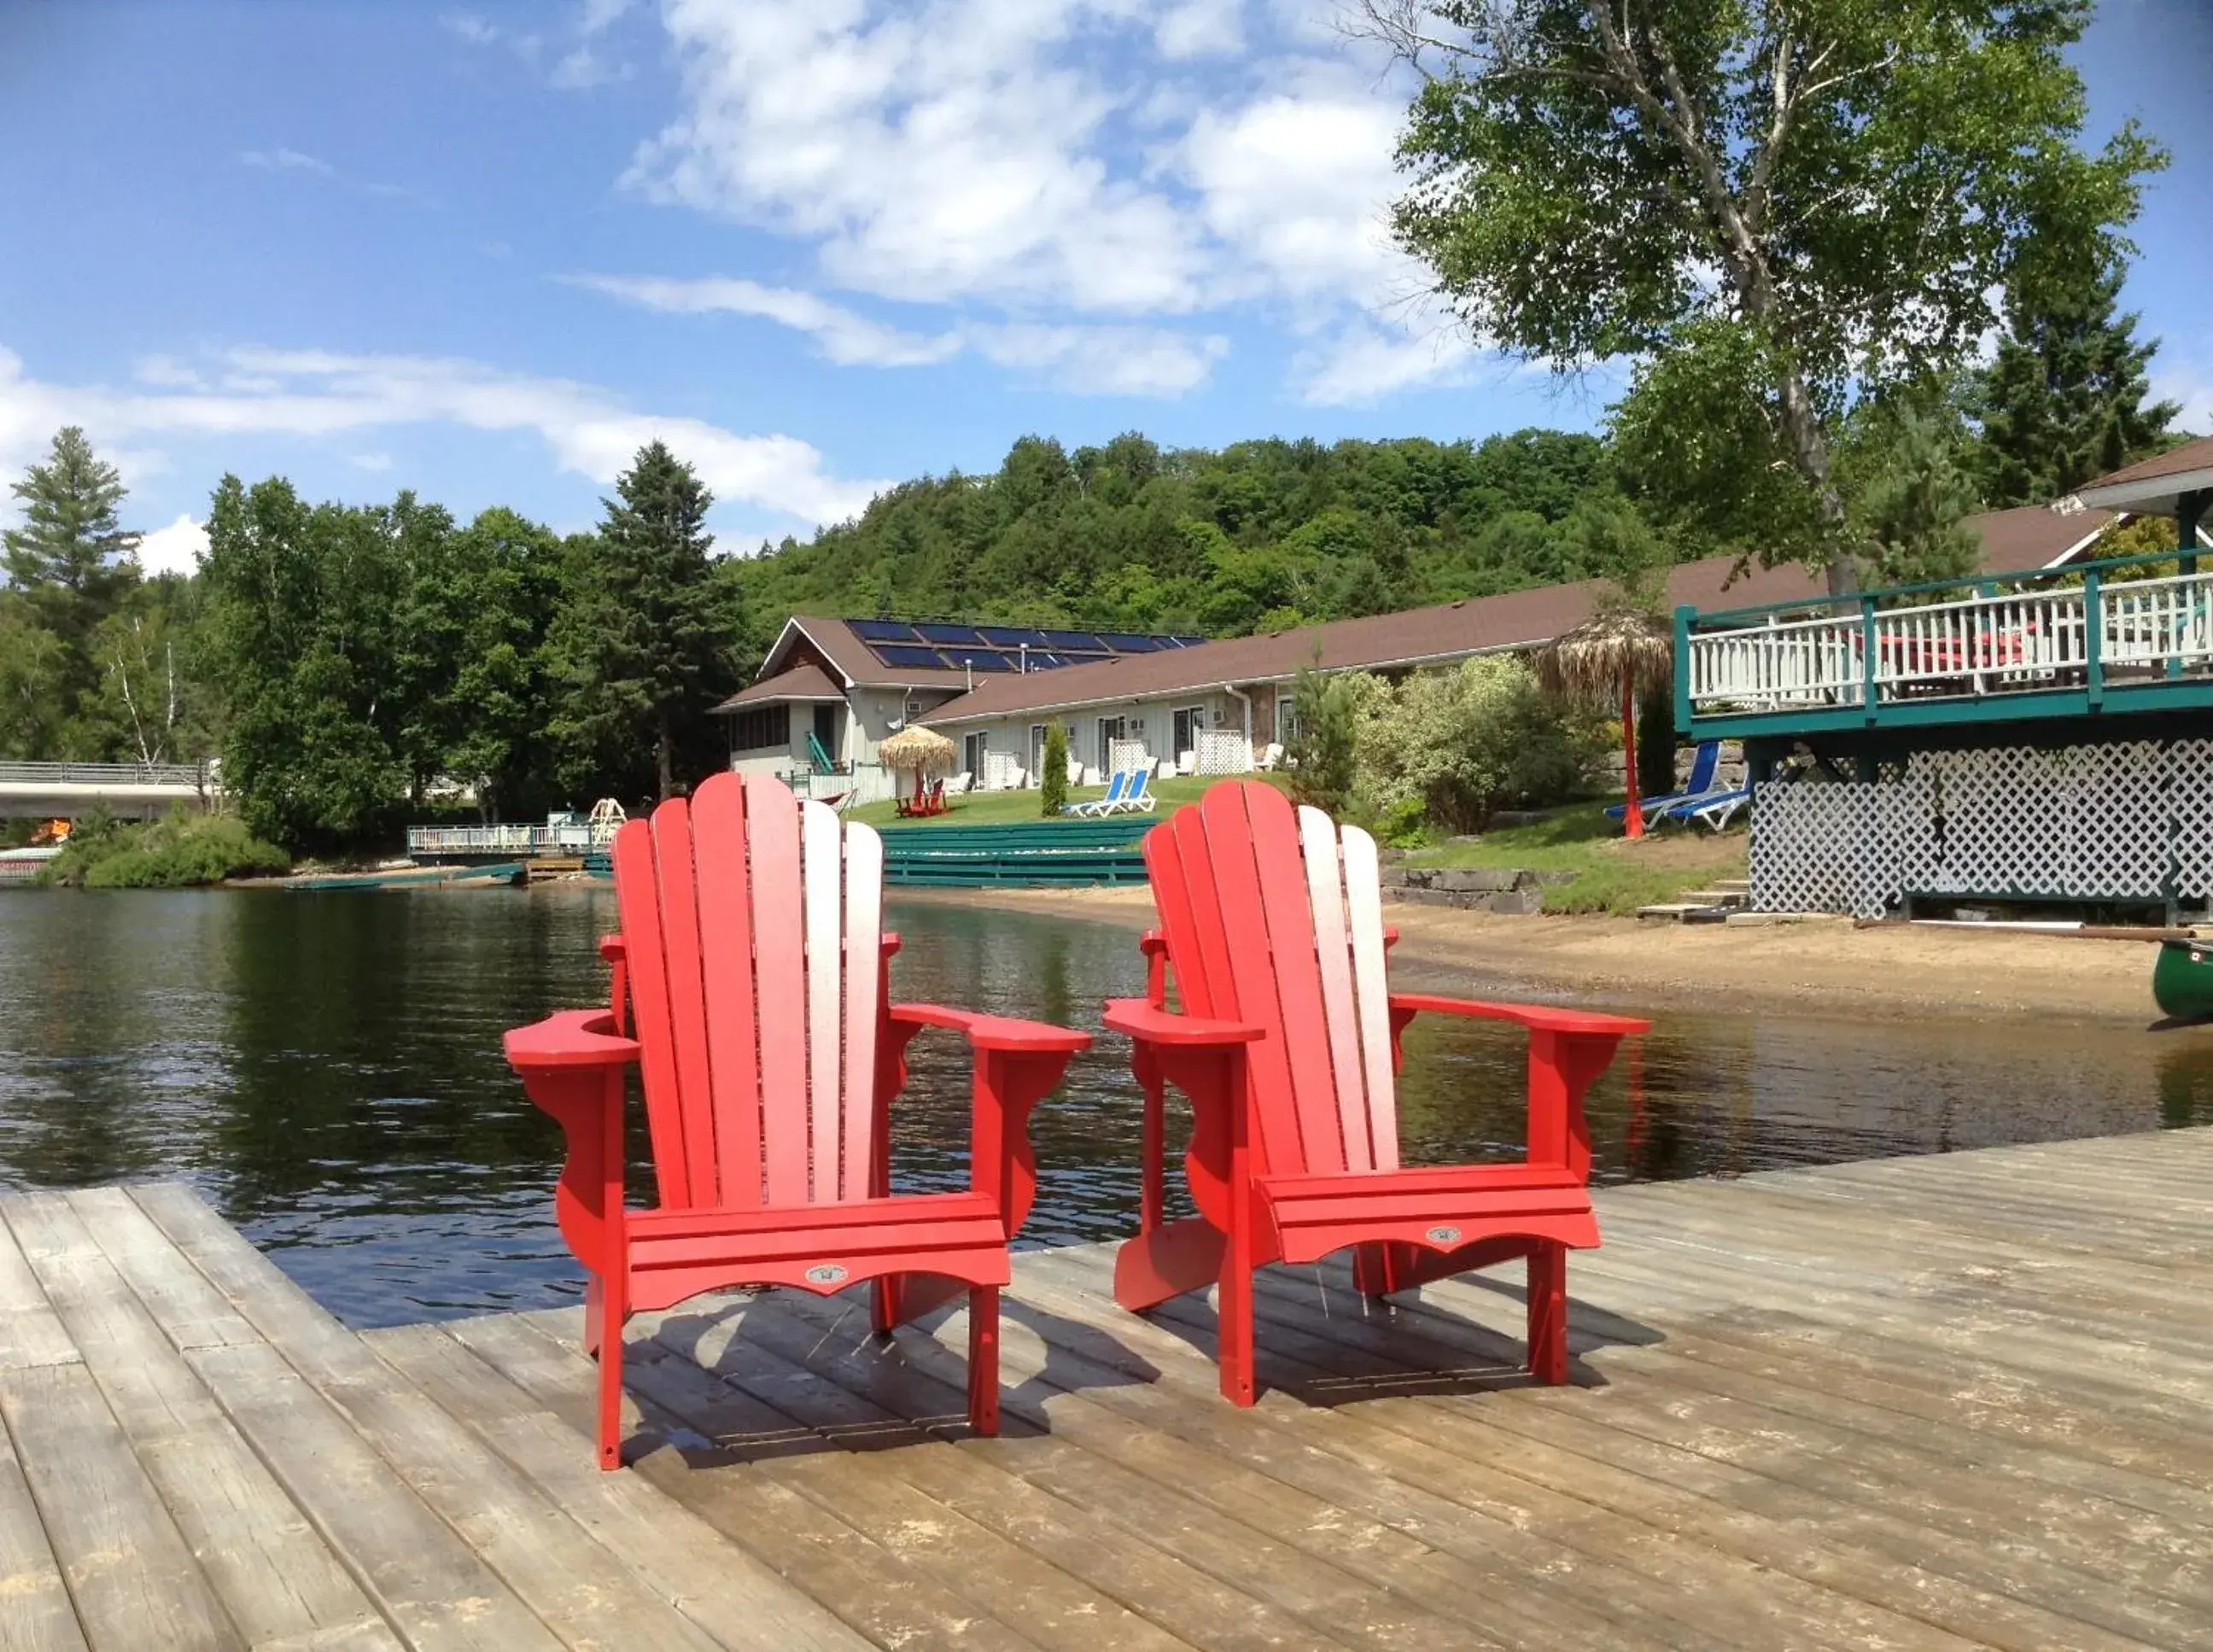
[504,772,1090,1468]
[1105,781,1647,1405]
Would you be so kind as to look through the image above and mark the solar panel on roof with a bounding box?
[1097,632,1163,651]
[915,622,985,645]
[1040,629,1106,651]
[850,618,919,642]
[977,626,1049,648]
[871,644,954,670]
[1169,635,1211,648]
[944,650,1016,673]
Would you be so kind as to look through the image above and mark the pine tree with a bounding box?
[4,427,140,640]
[551,442,737,801]
[1977,260,2181,507]
[4,427,142,748]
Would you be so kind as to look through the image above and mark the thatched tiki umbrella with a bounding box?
[878,725,956,808]
[1536,609,1674,838]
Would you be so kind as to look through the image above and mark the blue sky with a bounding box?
[2,0,2206,576]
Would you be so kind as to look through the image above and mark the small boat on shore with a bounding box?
[270,861,528,892]
[2152,938,2213,1019]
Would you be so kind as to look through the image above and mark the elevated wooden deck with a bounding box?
[3,1130,2211,1651]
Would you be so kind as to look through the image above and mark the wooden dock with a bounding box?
[3,1129,2211,1651]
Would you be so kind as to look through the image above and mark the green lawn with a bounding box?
[1400,801,1749,916]
[850,772,1291,830]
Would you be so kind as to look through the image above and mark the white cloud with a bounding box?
[967,324,1229,396]
[1297,312,1478,406]
[1157,0,1245,60]
[2155,365,2213,436]
[570,271,1227,394]
[137,514,209,577]
[350,452,394,472]
[0,344,885,528]
[134,356,207,390]
[441,13,499,46]
[239,147,334,175]
[623,0,1490,403]
[569,274,957,367]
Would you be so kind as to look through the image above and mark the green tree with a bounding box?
[198,476,409,844]
[1845,401,1983,587]
[1375,0,2164,592]
[4,427,144,754]
[1039,722,1070,816]
[1283,663,1367,817]
[1975,256,2182,507]
[0,593,70,760]
[551,442,737,801]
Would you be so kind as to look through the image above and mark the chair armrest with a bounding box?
[503,1009,640,1071]
[1387,994,1644,1182]
[1101,998,1264,1046]
[890,1003,1090,1054]
[1387,994,1647,1039]
[502,1010,636,1266]
[886,1005,1089,1239]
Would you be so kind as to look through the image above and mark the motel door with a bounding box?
[1095,716,1126,772]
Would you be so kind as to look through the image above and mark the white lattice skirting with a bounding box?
[1750,738,2213,918]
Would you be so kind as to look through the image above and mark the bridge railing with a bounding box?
[0,761,216,788]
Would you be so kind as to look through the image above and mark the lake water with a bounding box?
[3,885,2209,1328]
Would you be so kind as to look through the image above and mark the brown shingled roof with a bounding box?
[920,553,1830,726]
[2079,435,2213,495]
[1960,505,2115,569]
[710,662,845,713]
[769,616,977,691]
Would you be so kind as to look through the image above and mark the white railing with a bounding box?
[1688,611,1864,710]
[405,823,598,857]
[1685,566,2213,717]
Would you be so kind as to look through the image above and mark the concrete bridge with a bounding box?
[0,761,220,820]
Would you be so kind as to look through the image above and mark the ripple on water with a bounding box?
[3,883,2210,1326]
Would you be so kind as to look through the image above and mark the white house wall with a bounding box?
[934,690,1249,783]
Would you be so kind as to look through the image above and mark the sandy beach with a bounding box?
[891,884,2174,1027]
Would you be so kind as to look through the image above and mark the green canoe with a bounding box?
[2152,939,2213,1019]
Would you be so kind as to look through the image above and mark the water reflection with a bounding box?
[2,885,2208,1327]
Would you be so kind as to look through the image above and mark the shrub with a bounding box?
[1284,664,1375,817]
[43,809,290,888]
[1039,722,1070,816]
[1353,657,1604,834]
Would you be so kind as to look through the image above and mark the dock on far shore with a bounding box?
[3,1129,2210,1651]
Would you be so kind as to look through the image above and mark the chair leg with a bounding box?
[873,1275,902,1336]
[596,1313,625,1469]
[1217,1262,1257,1407]
[582,1274,603,1359]
[966,1286,1001,1436]
[1352,1241,1392,1299]
[1527,1244,1568,1386]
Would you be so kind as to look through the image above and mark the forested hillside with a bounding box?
[728,429,1661,663]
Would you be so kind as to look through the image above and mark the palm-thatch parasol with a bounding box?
[1535,607,1674,838]
[878,724,956,807]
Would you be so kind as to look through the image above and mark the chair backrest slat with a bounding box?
[692,777,763,1206]
[1146,782,1401,1179]
[1298,806,1374,1171]
[611,772,886,1212]
[840,826,884,1201]
[801,798,845,1202]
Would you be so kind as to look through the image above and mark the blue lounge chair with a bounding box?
[1606,741,1719,821]
[1064,770,1130,816]
[1103,768,1157,815]
[1676,787,1750,832]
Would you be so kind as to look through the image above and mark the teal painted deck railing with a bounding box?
[876,818,1151,886]
[1673,550,2213,737]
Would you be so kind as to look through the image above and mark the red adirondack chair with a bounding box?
[504,771,1090,1468]
[1105,780,1648,1404]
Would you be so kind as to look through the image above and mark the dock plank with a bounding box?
[3,1126,2211,1652]
[3,1193,398,1652]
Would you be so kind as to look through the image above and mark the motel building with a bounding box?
[712,503,2117,819]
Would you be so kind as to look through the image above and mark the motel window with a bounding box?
[728,704,791,752]
[1275,694,1299,745]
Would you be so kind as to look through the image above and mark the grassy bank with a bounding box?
[1399,802,1746,915]
[849,772,1292,830]
[42,812,290,888]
